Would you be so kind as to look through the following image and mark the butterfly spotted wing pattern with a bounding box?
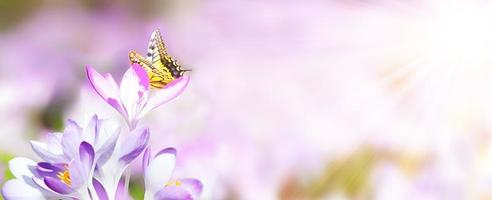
[129,29,188,89]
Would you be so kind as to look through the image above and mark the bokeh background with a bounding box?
[3,0,492,199]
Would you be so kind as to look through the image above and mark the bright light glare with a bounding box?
[416,4,492,62]
[363,2,492,144]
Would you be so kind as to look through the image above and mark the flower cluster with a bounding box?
[1,46,201,199]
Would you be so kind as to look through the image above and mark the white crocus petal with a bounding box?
[61,128,84,159]
[119,65,149,125]
[82,115,99,144]
[9,157,36,179]
[95,119,120,150]
[31,132,67,163]
[104,73,120,95]
[30,141,62,162]
[139,75,190,118]
[46,132,64,154]
[145,152,176,194]
[2,179,46,200]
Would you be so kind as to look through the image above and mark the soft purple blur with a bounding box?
[2,0,492,199]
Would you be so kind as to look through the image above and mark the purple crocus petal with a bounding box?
[139,74,190,118]
[92,178,109,200]
[107,98,127,117]
[67,142,95,189]
[87,66,126,117]
[178,178,203,198]
[36,162,65,178]
[2,179,46,200]
[79,142,95,169]
[95,128,120,166]
[154,186,192,200]
[132,63,150,90]
[86,66,121,102]
[142,147,151,174]
[119,64,150,124]
[155,147,177,158]
[118,128,149,165]
[115,179,133,200]
[37,162,65,170]
[44,176,74,194]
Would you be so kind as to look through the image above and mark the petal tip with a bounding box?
[142,147,151,172]
[79,141,95,163]
[86,66,98,81]
[156,147,177,158]
[131,63,150,90]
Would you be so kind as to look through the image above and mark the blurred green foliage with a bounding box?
[308,148,377,199]
[0,0,41,31]
[279,147,428,200]
[129,178,145,199]
[280,147,380,200]
[0,152,14,181]
[38,103,65,132]
[0,151,15,200]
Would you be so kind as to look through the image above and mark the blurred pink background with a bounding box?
[2,0,492,199]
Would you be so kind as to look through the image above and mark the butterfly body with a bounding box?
[129,29,188,89]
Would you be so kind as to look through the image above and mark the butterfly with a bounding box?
[129,29,189,89]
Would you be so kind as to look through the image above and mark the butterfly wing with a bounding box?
[129,50,174,89]
[147,29,167,67]
[150,29,188,78]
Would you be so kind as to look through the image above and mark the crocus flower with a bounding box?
[142,147,203,200]
[2,142,96,199]
[36,142,95,197]
[35,115,149,199]
[94,127,150,200]
[3,115,150,199]
[86,64,190,129]
[2,157,55,199]
[30,115,120,165]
